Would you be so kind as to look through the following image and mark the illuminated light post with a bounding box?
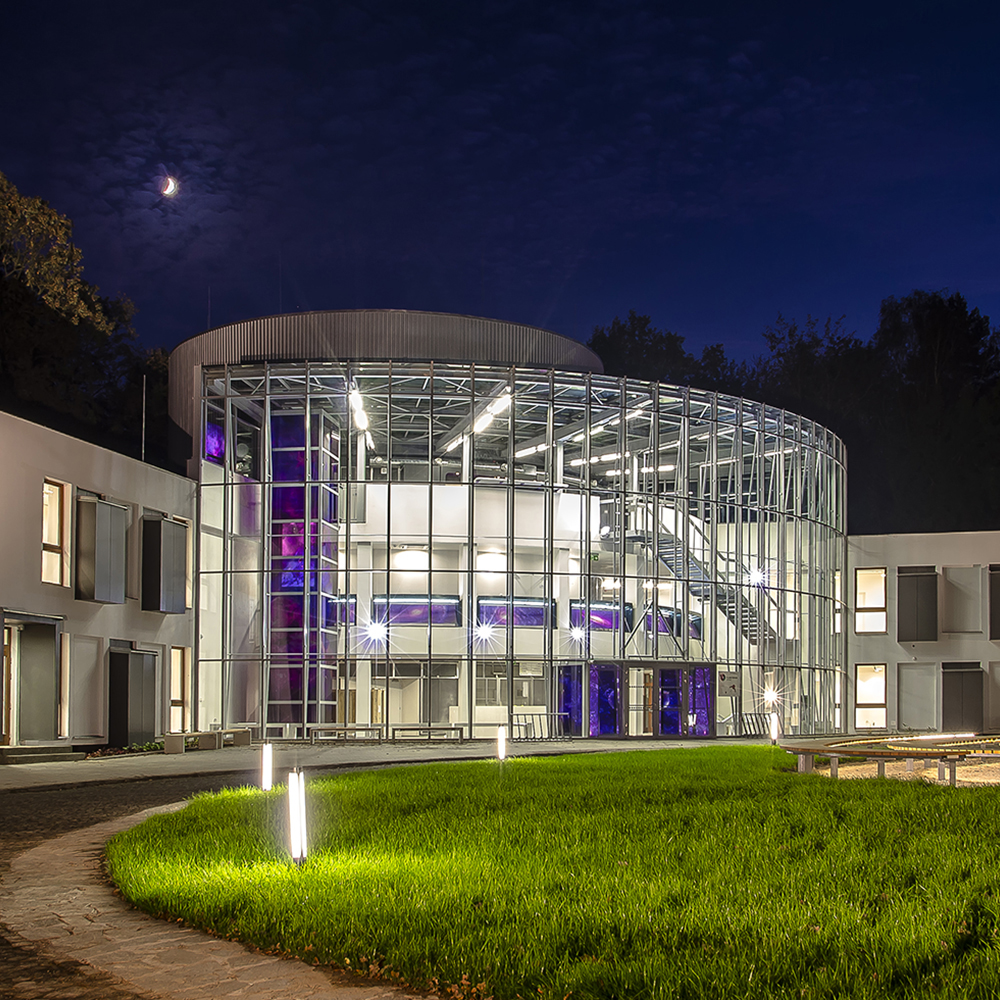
[261,742,273,791]
[497,725,507,762]
[288,768,307,864]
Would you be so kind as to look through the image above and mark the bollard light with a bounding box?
[769,711,779,745]
[497,725,507,762]
[288,769,308,863]
[261,742,273,791]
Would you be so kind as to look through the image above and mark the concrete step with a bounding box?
[0,748,88,765]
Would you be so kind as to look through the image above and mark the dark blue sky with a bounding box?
[3,0,998,358]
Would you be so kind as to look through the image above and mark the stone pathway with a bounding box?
[0,803,421,1000]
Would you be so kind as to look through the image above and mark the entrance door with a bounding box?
[1,626,11,745]
[589,664,621,736]
[108,650,157,747]
[557,665,583,737]
[942,663,983,732]
[630,664,716,737]
[18,623,59,742]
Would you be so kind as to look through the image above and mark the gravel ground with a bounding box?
[815,755,1000,785]
[0,773,252,1000]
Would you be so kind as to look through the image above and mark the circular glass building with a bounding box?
[169,310,847,741]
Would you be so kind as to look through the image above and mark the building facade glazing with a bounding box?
[192,344,847,740]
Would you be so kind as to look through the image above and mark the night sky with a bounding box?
[3,0,998,358]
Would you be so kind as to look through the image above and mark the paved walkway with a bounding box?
[1,802,422,1000]
[0,738,741,999]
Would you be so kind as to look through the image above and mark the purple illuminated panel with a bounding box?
[589,664,621,736]
[204,421,225,464]
[271,413,305,449]
[373,596,462,626]
[324,595,357,625]
[570,601,634,632]
[477,599,552,627]
[271,595,304,628]
[272,487,305,520]
[689,666,713,737]
[645,609,703,639]
[272,450,305,482]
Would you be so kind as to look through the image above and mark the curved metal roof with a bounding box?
[169,310,603,441]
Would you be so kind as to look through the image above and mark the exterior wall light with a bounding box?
[288,768,308,864]
[365,621,388,644]
[261,742,273,791]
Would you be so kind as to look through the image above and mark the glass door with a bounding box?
[589,664,622,736]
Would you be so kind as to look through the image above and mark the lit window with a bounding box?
[169,647,192,732]
[41,480,67,585]
[855,663,887,729]
[834,570,842,634]
[855,568,886,633]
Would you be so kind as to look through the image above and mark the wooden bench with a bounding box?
[390,724,465,743]
[163,728,253,754]
[306,723,384,744]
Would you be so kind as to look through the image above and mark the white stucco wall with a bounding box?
[0,413,196,745]
[848,531,1000,733]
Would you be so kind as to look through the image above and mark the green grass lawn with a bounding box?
[106,747,1000,999]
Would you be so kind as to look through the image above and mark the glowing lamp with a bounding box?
[365,620,388,644]
[497,725,507,761]
[288,769,307,863]
[261,742,273,791]
[769,712,779,745]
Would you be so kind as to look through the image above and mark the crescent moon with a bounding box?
[162,176,178,197]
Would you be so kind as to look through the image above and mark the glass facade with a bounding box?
[196,361,847,739]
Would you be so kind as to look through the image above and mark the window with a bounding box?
[898,566,937,641]
[477,598,553,627]
[991,565,1000,640]
[372,596,462,626]
[854,568,886,633]
[855,663,887,729]
[169,647,192,732]
[834,570,842,634]
[41,480,68,585]
[569,600,634,631]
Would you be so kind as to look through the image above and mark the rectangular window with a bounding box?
[834,570,842,635]
[569,600,634,632]
[898,566,938,641]
[645,607,702,639]
[477,597,553,628]
[991,565,1000,640]
[41,479,68,585]
[855,568,887,633]
[169,647,192,732]
[855,663,887,729]
[372,596,462,626]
